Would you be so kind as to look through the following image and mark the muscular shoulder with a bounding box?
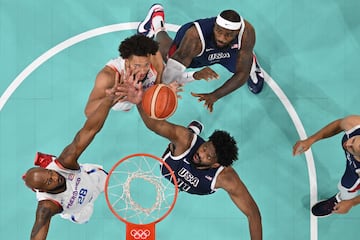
[95,66,116,88]
[37,200,62,217]
[240,20,256,50]
[172,126,195,155]
[185,25,201,39]
[340,115,360,131]
[215,166,239,191]
[150,51,164,66]
[150,51,164,81]
[177,26,202,58]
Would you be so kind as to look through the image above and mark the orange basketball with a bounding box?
[141,84,178,120]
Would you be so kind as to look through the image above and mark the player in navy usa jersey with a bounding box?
[293,115,360,217]
[136,112,262,239]
[138,4,265,112]
[124,97,262,239]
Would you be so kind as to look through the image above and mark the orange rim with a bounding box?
[104,153,178,225]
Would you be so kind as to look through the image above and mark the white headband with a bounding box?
[215,14,242,30]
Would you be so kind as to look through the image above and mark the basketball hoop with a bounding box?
[105,153,178,240]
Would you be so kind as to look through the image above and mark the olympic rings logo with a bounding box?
[130,229,151,239]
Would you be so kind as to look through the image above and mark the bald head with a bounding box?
[23,167,45,189]
[23,167,66,193]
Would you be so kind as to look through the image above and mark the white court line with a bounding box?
[263,71,318,240]
[0,22,139,111]
[0,22,318,240]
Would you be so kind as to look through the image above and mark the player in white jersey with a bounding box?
[85,34,163,116]
[33,157,106,224]
[85,34,215,115]
[104,56,158,111]
[23,72,134,240]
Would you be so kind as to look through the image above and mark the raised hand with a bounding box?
[292,139,313,156]
[193,67,219,81]
[191,92,217,113]
[116,68,144,104]
[168,81,184,99]
[333,199,354,214]
[104,69,144,105]
[105,71,127,103]
[125,72,144,105]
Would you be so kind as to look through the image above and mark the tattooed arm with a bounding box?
[30,200,62,240]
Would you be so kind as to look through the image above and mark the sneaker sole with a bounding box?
[138,4,164,34]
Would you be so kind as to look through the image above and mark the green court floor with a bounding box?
[1,0,359,239]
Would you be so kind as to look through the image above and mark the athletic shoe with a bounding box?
[311,194,340,217]
[34,152,56,168]
[247,55,264,94]
[187,120,204,135]
[137,4,164,38]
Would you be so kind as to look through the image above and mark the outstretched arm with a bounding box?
[216,167,262,240]
[150,51,165,84]
[170,26,202,67]
[136,103,191,154]
[30,200,62,240]
[293,115,360,155]
[84,66,116,118]
[162,26,203,84]
[58,73,123,169]
[211,25,255,99]
[114,72,192,153]
[191,21,256,112]
[293,119,342,156]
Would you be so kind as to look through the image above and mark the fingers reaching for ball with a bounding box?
[105,68,145,104]
[168,81,184,99]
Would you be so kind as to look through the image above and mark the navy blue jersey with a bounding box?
[172,17,244,73]
[161,134,224,195]
[341,126,360,189]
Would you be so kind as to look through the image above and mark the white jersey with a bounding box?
[106,57,157,111]
[36,160,107,223]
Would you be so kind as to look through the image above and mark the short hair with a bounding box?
[219,10,241,22]
[118,34,159,59]
[209,130,238,166]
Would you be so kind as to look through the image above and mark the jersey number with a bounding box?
[78,188,88,204]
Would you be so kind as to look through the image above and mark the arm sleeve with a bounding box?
[162,58,195,84]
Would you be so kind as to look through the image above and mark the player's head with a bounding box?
[23,167,66,193]
[213,10,242,48]
[119,34,159,79]
[209,130,238,166]
[192,130,238,168]
[343,136,360,160]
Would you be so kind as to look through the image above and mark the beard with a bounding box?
[215,41,230,49]
[48,175,66,194]
[190,153,210,168]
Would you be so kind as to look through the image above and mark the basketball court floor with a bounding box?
[1,0,359,239]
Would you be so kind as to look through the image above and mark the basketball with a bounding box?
[141,84,178,120]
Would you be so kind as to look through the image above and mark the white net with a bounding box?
[106,154,178,225]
